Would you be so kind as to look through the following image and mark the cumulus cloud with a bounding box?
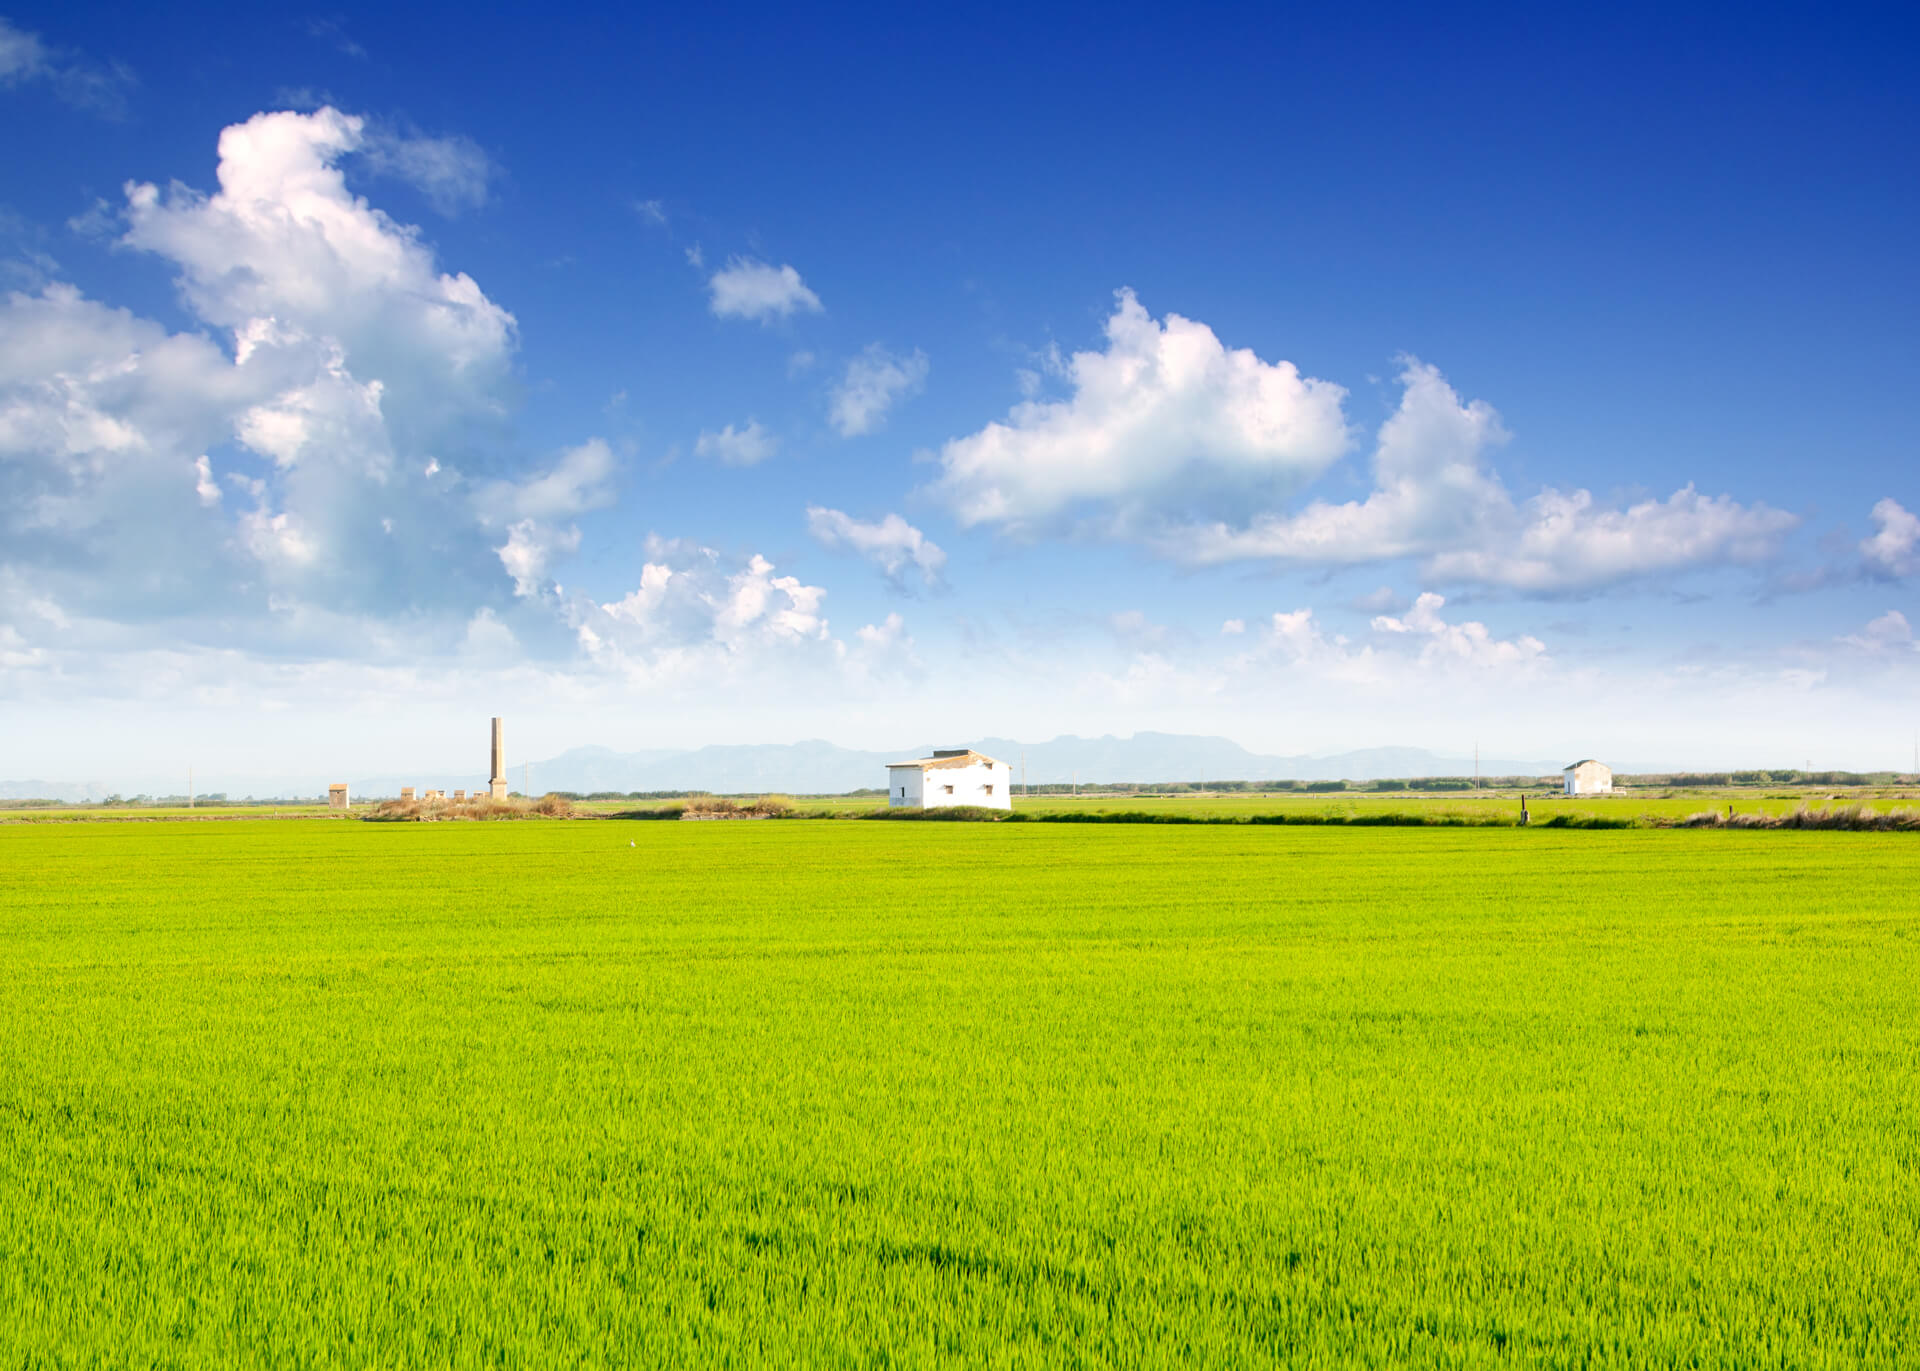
[707,257,822,322]
[0,108,943,717]
[1371,592,1547,667]
[829,344,928,436]
[1425,486,1799,591]
[1234,595,1546,685]
[476,440,618,597]
[1841,610,1916,654]
[930,289,1349,529]
[0,283,258,615]
[1168,359,1797,592]
[0,16,133,117]
[498,521,582,598]
[857,612,908,648]
[1861,499,1919,580]
[805,506,945,588]
[1252,608,1381,683]
[0,106,598,641]
[588,547,831,665]
[121,108,515,400]
[695,420,778,467]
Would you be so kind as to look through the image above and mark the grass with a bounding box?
[1677,802,1920,831]
[1,819,1916,1365]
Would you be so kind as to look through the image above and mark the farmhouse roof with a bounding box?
[1563,759,1604,770]
[887,749,1003,771]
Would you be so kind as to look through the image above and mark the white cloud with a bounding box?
[193,456,220,506]
[0,283,254,611]
[1842,610,1916,653]
[460,606,519,660]
[1861,499,1919,580]
[0,18,48,81]
[1168,359,1796,592]
[1221,618,1245,635]
[479,439,617,522]
[0,623,48,671]
[121,108,516,397]
[1252,608,1382,684]
[358,125,495,214]
[0,17,132,116]
[477,440,618,598]
[805,506,945,587]
[695,420,778,467]
[829,344,928,436]
[498,520,582,598]
[586,547,834,675]
[634,198,667,226]
[302,18,366,59]
[858,612,908,648]
[1426,486,1799,592]
[707,257,822,322]
[0,107,587,640]
[1172,360,1507,565]
[1371,592,1547,668]
[929,289,1349,529]
[1233,595,1544,686]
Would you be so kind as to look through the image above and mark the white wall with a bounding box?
[887,759,1013,810]
[888,765,925,808]
[1564,762,1613,796]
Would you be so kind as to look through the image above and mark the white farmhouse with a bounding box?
[886,749,1014,811]
[1563,759,1613,796]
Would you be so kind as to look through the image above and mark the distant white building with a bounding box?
[886,749,1013,810]
[1563,759,1613,796]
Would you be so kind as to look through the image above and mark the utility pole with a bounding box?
[188,763,194,809]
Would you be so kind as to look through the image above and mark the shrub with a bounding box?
[861,805,1009,821]
[1666,803,1920,832]
[365,793,573,822]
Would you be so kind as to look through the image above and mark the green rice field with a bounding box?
[2,818,1915,1365]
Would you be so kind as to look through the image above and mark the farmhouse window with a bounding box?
[944,784,954,794]
[983,785,994,795]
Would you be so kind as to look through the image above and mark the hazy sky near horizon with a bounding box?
[3,1,1918,781]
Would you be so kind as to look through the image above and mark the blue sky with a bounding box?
[3,2,1917,782]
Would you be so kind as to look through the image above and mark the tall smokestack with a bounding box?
[490,717,504,795]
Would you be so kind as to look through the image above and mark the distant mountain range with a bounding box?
[0,734,1596,802]
[507,735,1565,795]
